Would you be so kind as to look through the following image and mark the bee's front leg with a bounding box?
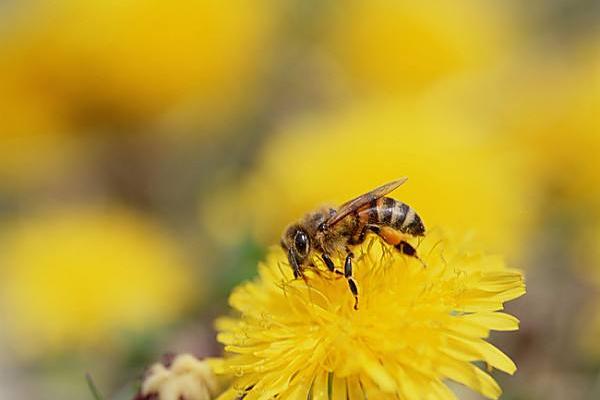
[344,251,359,310]
[322,253,335,272]
[322,253,344,277]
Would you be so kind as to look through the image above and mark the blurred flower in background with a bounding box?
[324,0,517,97]
[136,354,220,400]
[0,206,195,358]
[479,34,600,398]
[203,98,533,260]
[0,0,277,133]
[496,44,600,218]
[0,59,79,190]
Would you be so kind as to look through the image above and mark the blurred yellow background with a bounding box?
[0,0,598,399]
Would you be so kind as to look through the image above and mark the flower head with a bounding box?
[1,0,277,129]
[492,40,600,212]
[0,206,195,357]
[137,354,221,400]
[215,230,525,399]
[325,0,516,96]
[0,58,79,190]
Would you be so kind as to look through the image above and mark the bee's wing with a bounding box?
[325,177,408,227]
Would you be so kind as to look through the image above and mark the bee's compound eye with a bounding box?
[294,230,309,256]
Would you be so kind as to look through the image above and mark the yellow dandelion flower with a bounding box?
[0,206,195,357]
[203,99,532,258]
[138,354,221,400]
[325,0,517,96]
[215,229,525,399]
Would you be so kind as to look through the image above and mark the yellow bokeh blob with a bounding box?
[495,41,599,214]
[0,57,79,189]
[325,0,516,96]
[0,0,277,128]
[203,98,532,259]
[0,206,196,357]
[0,0,278,188]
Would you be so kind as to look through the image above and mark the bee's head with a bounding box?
[280,224,311,278]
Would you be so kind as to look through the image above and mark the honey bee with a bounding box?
[280,178,425,310]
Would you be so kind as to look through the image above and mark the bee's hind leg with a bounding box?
[377,227,426,267]
[344,251,359,310]
[395,240,416,257]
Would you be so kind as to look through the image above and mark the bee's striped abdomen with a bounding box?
[357,197,425,236]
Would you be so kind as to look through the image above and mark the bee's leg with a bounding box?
[348,225,368,245]
[322,253,335,272]
[396,240,426,268]
[322,253,344,277]
[375,227,425,266]
[344,251,359,310]
[395,241,417,257]
[367,225,381,235]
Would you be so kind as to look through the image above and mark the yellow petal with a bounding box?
[461,312,520,331]
[438,358,501,400]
